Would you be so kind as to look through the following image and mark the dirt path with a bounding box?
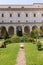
[15,43,26,65]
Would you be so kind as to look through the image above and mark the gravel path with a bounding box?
[15,43,26,65]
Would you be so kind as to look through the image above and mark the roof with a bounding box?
[0,3,43,8]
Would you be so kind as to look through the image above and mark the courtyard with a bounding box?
[0,1,43,65]
[0,37,43,65]
[0,42,19,65]
[24,41,43,65]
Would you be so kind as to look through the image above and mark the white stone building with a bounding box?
[0,3,43,37]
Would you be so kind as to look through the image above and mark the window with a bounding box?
[2,20,4,23]
[10,20,12,23]
[34,20,36,22]
[42,20,43,22]
[21,6,24,8]
[2,13,4,17]
[42,14,43,16]
[26,13,28,17]
[18,20,20,22]
[34,13,36,17]
[10,13,12,17]
[18,13,20,17]
[26,20,28,22]
[8,6,11,9]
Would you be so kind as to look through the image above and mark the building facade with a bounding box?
[0,3,43,37]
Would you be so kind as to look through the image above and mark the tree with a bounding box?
[4,31,9,40]
[30,28,40,42]
[34,28,40,42]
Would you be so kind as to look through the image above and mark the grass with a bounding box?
[24,42,43,65]
[0,43,20,65]
[0,38,43,65]
[0,39,4,42]
[39,37,43,41]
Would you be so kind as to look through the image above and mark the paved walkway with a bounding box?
[15,43,26,65]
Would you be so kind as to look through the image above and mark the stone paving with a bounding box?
[15,43,26,65]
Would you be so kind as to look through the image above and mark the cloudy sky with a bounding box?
[0,0,43,4]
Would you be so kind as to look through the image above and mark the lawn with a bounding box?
[0,43,20,65]
[24,41,43,65]
[0,39,4,42]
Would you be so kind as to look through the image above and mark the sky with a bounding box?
[0,0,43,4]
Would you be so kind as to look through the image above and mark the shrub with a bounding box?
[30,28,40,42]
[20,36,28,42]
[11,33,29,43]
[29,38,34,42]
[37,41,42,50]
[5,39,11,44]
[11,35,20,43]
[20,33,29,42]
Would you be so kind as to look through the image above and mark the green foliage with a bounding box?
[33,28,40,38]
[30,30,35,38]
[4,31,9,40]
[21,33,29,42]
[29,38,34,42]
[20,32,30,42]
[37,41,42,50]
[20,35,28,42]
[40,29,43,37]
[30,31,36,42]
[30,28,40,39]
[11,35,20,43]
[30,28,40,42]
[11,33,29,43]
[5,39,12,44]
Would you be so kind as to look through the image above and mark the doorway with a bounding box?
[16,26,22,36]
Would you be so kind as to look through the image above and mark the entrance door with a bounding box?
[16,26,22,36]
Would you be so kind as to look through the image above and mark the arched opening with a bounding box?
[1,26,6,37]
[16,26,22,36]
[32,25,37,31]
[40,25,43,36]
[24,26,30,35]
[8,26,14,37]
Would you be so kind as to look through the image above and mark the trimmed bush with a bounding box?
[11,35,20,43]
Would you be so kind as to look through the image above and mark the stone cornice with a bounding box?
[0,22,43,24]
[0,8,43,11]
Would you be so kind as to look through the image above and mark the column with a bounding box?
[38,26,40,29]
[14,26,16,34]
[22,26,24,33]
[6,27,8,32]
[30,26,32,32]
